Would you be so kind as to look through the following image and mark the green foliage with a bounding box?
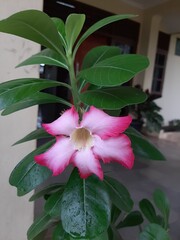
[78,55,149,87]
[126,127,166,160]
[17,48,68,70]
[73,14,136,56]
[9,140,54,196]
[116,211,143,228]
[0,78,71,115]
[13,128,53,146]
[0,10,65,56]
[65,14,85,54]
[60,169,111,239]
[80,87,147,110]
[29,184,64,202]
[104,176,133,212]
[139,224,170,240]
[81,46,122,70]
[27,212,54,240]
[139,189,170,235]
[139,199,160,224]
[153,189,170,229]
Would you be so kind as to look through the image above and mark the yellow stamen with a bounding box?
[70,128,94,150]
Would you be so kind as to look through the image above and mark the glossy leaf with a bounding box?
[9,140,55,196]
[45,189,64,217]
[80,87,147,110]
[60,168,111,239]
[111,205,121,224]
[1,92,71,115]
[126,127,166,160]
[13,128,52,146]
[74,14,136,56]
[65,14,85,52]
[52,17,66,48]
[153,189,170,229]
[93,231,109,240]
[139,223,170,240]
[78,55,149,87]
[82,46,121,70]
[104,176,133,212]
[0,10,64,56]
[53,223,70,240]
[117,211,143,228]
[108,225,124,240]
[53,224,108,240]
[27,212,53,240]
[17,48,68,70]
[29,183,64,202]
[0,78,68,112]
[139,199,159,224]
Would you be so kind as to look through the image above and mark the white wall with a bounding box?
[0,1,43,240]
[156,34,180,125]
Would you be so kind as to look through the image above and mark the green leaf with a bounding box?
[9,140,55,196]
[53,224,108,240]
[82,46,121,70]
[0,10,64,56]
[45,189,64,217]
[60,168,111,239]
[65,14,85,53]
[126,127,166,160]
[17,48,68,70]
[117,211,143,228]
[139,223,170,240]
[139,199,159,224]
[13,128,52,146]
[74,14,136,57]
[52,17,66,48]
[153,189,170,229]
[0,78,68,112]
[27,212,53,240]
[111,205,121,224]
[93,231,109,240]
[108,225,124,240]
[80,87,147,110]
[1,92,71,115]
[29,183,64,202]
[53,223,70,240]
[104,176,133,212]
[78,54,149,87]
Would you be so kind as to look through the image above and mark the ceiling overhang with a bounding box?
[121,0,169,9]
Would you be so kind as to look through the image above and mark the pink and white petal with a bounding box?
[42,106,79,136]
[72,148,103,180]
[93,134,134,169]
[81,106,132,139]
[35,137,75,176]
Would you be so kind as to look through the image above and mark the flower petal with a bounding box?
[93,134,134,169]
[81,106,132,139]
[72,148,103,180]
[35,137,75,176]
[43,106,79,136]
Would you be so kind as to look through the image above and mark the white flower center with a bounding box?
[70,127,94,150]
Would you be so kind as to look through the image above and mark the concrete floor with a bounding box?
[106,136,180,240]
[36,137,180,240]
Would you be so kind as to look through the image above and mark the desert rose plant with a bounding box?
[0,10,171,240]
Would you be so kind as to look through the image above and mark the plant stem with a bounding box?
[67,54,80,112]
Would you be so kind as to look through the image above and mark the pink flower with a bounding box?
[35,106,134,180]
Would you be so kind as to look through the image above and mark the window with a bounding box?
[151,32,170,96]
[151,49,167,94]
